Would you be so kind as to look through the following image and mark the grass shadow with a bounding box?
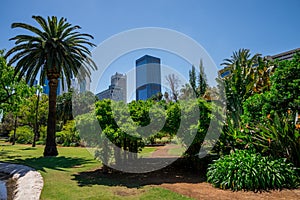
[4,156,92,172]
[72,158,206,188]
[0,149,22,160]
[20,147,37,151]
[0,149,12,157]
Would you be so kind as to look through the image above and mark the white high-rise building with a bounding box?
[96,72,127,102]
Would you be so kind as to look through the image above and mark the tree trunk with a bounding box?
[102,138,109,174]
[128,140,133,161]
[32,92,40,147]
[134,140,138,160]
[44,78,59,156]
[123,137,127,164]
[114,143,121,166]
[12,115,17,145]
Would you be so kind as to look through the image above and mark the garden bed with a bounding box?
[161,182,300,200]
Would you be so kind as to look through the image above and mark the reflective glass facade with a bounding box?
[136,55,161,100]
[43,79,61,95]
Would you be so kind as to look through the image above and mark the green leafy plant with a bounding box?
[176,99,212,157]
[36,125,47,145]
[214,118,253,156]
[207,150,299,191]
[242,92,272,126]
[9,125,33,144]
[252,112,300,167]
[56,120,80,146]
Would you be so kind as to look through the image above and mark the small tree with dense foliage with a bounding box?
[19,93,48,146]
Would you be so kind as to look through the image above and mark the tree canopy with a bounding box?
[5,16,97,156]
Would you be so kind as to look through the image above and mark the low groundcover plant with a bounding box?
[206,150,299,191]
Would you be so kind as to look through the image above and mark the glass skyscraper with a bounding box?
[136,55,161,100]
[42,79,61,95]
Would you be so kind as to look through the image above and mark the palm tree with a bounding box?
[5,16,97,156]
[251,57,274,94]
[220,49,260,128]
[179,83,193,100]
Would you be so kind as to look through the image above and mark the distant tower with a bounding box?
[136,55,161,100]
[42,79,61,95]
[96,72,127,102]
[110,72,127,101]
[77,76,91,93]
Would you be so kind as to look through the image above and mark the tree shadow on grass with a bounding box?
[20,147,37,151]
[0,149,12,157]
[3,156,92,172]
[72,158,206,188]
[0,149,22,160]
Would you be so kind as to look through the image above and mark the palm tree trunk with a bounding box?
[44,78,59,156]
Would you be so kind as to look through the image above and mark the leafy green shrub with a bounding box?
[207,150,299,191]
[9,125,33,144]
[56,120,80,146]
[56,131,80,147]
[252,112,300,168]
[35,140,45,145]
[214,118,253,155]
[176,99,212,157]
[38,125,47,142]
[242,92,272,126]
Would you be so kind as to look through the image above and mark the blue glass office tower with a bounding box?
[136,55,161,100]
[43,79,61,95]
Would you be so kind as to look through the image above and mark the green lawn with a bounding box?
[168,146,186,156]
[0,142,192,200]
[139,147,157,158]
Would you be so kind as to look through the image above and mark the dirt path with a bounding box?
[146,146,300,199]
[150,144,181,158]
[161,182,300,200]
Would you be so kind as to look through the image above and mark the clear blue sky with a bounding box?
[1,0,300,96]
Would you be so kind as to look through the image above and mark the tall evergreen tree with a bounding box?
[188,59,208,98]
[189,65,197,96]
[198,59,207,96]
